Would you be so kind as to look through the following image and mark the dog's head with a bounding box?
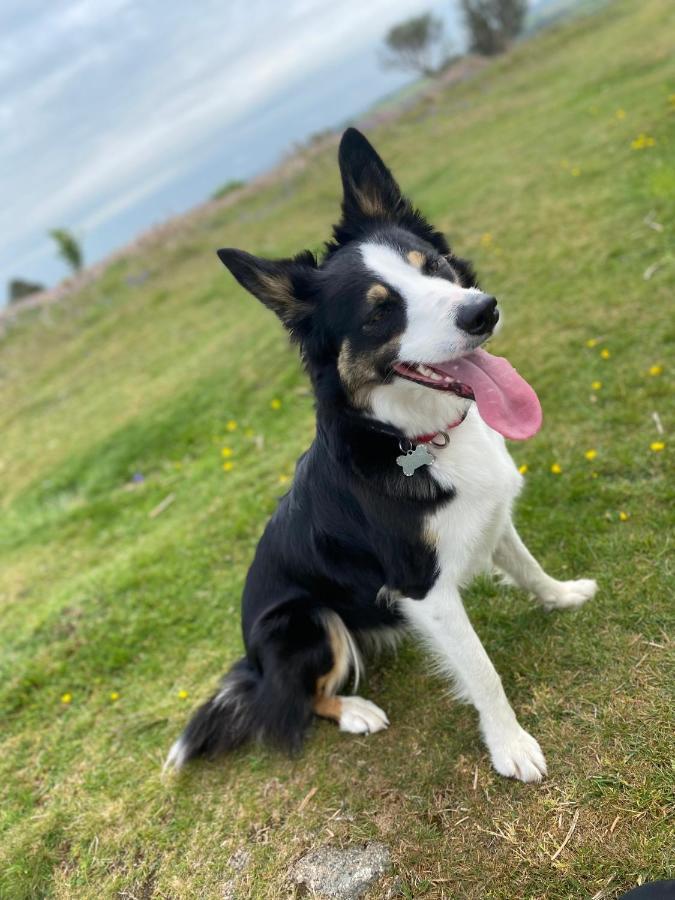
[219,129,540,440]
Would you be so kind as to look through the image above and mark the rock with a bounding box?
[221,848,251,899]
[292,843,391,899]
[227,848,251,873]
[221,878,236,899]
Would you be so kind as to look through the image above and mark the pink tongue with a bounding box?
[434,348,542,440]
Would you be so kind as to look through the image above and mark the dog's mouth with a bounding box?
[392,349,543,441]
[393,361,475,399]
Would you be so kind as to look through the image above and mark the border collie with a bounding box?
[166,128,597,783]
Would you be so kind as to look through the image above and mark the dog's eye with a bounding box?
[430,256,449,273]
[364,304,391,329]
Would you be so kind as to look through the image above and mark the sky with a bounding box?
[0,0,470,299]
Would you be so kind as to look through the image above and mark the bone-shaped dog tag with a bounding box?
[396,443,434,477]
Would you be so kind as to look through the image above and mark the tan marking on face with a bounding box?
[407,250,426,269]
[338,339,376,396]
[366,283,389,304]
[338,335,402,410]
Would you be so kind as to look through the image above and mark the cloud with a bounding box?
[0,0,454,288]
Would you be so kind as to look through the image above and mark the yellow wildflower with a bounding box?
[221,447,233,458]
[615,108,626,120]
[110,692,120,702]
[226,420,238,432]
[648,364,663,376]
[244,428,255,438]
[618,511,629,522]
[278,474,290,485]
[177,689,189,700]
[480,232,493,248]
[223,461,234,472]
[631,134,656,150]
[584,449,598,461]
[571,167,581,177]
[550,463,562,475]
[600,348,610,359]
[270,398,282,410]
[61,693,72,705]
[650,441,665,452]
[591,380,603,391]
[518,464,528,475]
[586,338,598,348]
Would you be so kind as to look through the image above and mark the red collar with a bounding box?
[413,411,468,445]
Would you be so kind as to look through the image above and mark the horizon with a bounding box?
[1,0,574,305]
[1,0,469,302]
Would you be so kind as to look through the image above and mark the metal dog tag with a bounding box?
[396,443,434,477]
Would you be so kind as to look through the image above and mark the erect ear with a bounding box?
[333,129,450,254]
[217,248,317,336]
[338,127,404,225]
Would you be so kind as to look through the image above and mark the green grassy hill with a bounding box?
[1,1,673,896]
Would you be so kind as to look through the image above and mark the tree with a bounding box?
[49,228,83,274]
[381,13,445,78]
[460,0,528,56]
[8,278,44,303]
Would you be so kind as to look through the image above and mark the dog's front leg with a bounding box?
[400,588,547,783]
[494,520,597,611]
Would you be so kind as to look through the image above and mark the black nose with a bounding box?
[456,294,499,335]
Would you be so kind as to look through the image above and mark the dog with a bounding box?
[166,128,597,783]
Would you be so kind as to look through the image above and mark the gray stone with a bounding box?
[221,878,236,900]
[227,848,251,873]
[292,843,391,899]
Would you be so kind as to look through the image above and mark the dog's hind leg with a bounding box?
[165,603,373,770]
[165,603,389,771]
[494,520,597,611]
[312,612,389,736]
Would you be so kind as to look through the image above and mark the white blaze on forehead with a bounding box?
[360,242,481,363]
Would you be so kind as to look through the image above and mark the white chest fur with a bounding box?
[426,406,523,586]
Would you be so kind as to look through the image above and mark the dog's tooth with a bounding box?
[429,371,442,381]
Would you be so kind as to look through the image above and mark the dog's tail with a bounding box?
[163,658,264,772]
[163,605,358,773]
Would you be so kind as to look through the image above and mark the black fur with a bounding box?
[177,605,332,757]
[171,129,471,767]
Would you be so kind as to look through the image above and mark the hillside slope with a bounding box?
[1,1,673,897]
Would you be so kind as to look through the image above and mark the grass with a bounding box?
[211,179,246,201]
[1,1,673,896]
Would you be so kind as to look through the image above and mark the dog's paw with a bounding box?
[338,696,389,735]
[487,726,548,783]
[538,578,597,611]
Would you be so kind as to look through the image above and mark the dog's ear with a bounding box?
[334,128,450,254]
[217,248,317,337]
[338,128,404,226]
